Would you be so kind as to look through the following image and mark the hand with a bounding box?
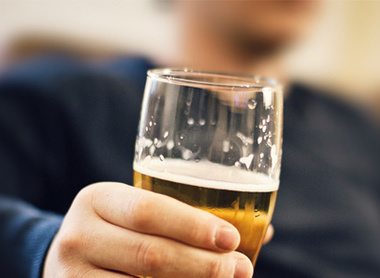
[43,182,254,278]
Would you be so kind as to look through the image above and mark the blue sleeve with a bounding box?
[0,195,63,278]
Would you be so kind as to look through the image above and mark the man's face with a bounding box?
[188,1,320,56]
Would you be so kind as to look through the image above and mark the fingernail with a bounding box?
[234,258,253,278]
[215,227,239,250]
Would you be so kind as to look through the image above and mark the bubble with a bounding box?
[199,119,206,126]
[187,118,195,125]
[260,153,264,158]
[163,131,169,138]
[159,155,165,161]
[257,136,263,144]
[179,135,184,140]
[149,121,152,127]
[248,99,257,110]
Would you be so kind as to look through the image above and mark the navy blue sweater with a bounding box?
[0,56,379,277]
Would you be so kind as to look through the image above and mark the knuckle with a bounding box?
[189,217,209,243]
[136,241,166,274]
[56,229,84,259]
[130,195,155,230]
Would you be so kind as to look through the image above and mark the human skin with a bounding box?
[43,182,254,278]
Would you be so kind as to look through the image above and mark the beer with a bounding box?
[133,158,278,265]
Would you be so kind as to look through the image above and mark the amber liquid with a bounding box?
[133,170,277,267]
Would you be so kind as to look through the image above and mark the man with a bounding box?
[1,1,379,278]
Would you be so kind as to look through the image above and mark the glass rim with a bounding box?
[147,68,280,89]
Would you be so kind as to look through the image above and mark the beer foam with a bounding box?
[134,158,279,192]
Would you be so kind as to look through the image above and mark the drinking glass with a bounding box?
[133,69,283,274]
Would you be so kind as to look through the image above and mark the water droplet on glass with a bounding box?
[266,115,271,122]
[145,127,148,132]
[199,119,206,126]
[167,140,174,150]
[222,140,230,153]
[149,145,155,156]
[163,131,169,138]
[149,121,152,127]
[267,138,272,147]
[248,99,257,110]
[262,125,267,132]
[187,118,195,125]
[179,135,184,140]
[159,155,165,161]
[154,138,158,145]
[257,136,263,144]
[260,152,264,158]
[182,149,193,160]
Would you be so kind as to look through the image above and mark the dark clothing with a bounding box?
[0,56,379,278]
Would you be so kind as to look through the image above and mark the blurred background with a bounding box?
[0,0,379,117]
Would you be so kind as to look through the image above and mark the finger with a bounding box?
[91,182,240,252]
[263,224,274,245]
[85,267,137,278]
[83,220,253,278]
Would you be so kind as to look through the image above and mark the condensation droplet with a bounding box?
[163,131,169,138]
[187,118,195,125]
[267,138,272,147]
[222,140,230,152]
[154,138,158,145]
[262,125,267,132]
[179,135,184,140]
[257,136,263,144]
[145,127,148,132]
[149,121,152,127]
[266,115,271,122]
[182,149,193,160]
[260,152,264,158]
[199,119,206,126]
[167,140,174,150]
[248,99,257,109]
[149,145,155,156]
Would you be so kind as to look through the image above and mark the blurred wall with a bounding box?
[0,0,379,105]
